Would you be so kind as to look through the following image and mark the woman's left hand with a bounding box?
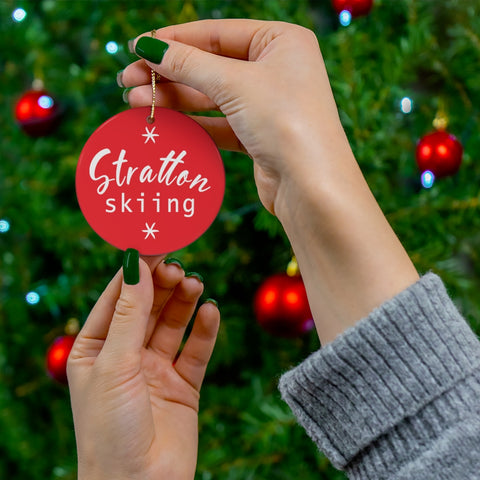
[67,255,220,480]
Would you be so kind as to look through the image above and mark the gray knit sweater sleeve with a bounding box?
[278,273,480,479]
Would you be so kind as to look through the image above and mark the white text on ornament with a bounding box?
[105,192,195,217]
[89,148,211,195]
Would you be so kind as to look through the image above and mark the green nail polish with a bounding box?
[135,36,169,64]
[186,272,204,283]
[122,88,131,104]
[123,248,139,285]
[205,298,218,308]
[164,257,184,269]
[116,69,125,88]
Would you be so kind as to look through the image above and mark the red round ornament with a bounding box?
[332,0,374,17]
[15,89,60,137]
[254,273,314,338]
[46,335,76,384]
[76,107,225,255]
[416,130,463,178]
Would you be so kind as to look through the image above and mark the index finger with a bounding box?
[137,18,267,60]
[72,256,164,346]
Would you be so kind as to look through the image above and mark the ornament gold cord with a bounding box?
[147,30,157,124]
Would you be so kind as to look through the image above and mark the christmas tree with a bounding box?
[1,1,480,479]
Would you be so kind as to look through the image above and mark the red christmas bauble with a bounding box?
[416,130,463,178]
[46,335,76,384]
[254,273,314,337]
[332,0,374,17]
[15,89,60,137]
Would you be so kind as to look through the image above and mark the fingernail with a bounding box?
[127,38,135,54]
[185,272,204,283]
[123,248,139,285]
[122,88,131,104]
[135,36,169,64]
[116,69,125,88]
[164,257,184,269]
[205,298,218,308]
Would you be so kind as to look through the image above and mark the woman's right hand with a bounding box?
[120,19,350,216]
[121,19,419,345]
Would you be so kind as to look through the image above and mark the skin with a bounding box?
[68,19,420,480]
[68,257,220,480]
[123,19,418,342]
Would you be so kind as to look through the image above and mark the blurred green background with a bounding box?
[1,0,480,478]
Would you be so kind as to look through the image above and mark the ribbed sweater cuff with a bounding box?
[278,273,480,473]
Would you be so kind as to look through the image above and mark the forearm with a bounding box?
[274,128,419,345]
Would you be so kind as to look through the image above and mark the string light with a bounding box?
[339,10,352,26]
[12,8,27,22]
[25,291,40,305]
[421,170,435,189]
[38,95,54,109]
[105,41,119,54]
[0,219,10,233]
[400,97,413,114]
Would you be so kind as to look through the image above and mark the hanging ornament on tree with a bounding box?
[14,81,61,137]
[76,32,225,255]
[46,318,79,384]
[254,257,314,338]
[416,109,463,186]
[332,0,374,22]
[46,335,75,384]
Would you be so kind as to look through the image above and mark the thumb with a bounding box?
[102,249,154,357]
[134,36,237,105]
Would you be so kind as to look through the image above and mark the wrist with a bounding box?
[273,127,358,226]
[272,135,419,344]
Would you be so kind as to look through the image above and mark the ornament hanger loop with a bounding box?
[147,30,157,124]
[433,99,448,131]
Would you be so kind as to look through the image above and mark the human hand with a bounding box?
[120,20,418,345]
[67,252,220,480]
[120,19,348,216]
